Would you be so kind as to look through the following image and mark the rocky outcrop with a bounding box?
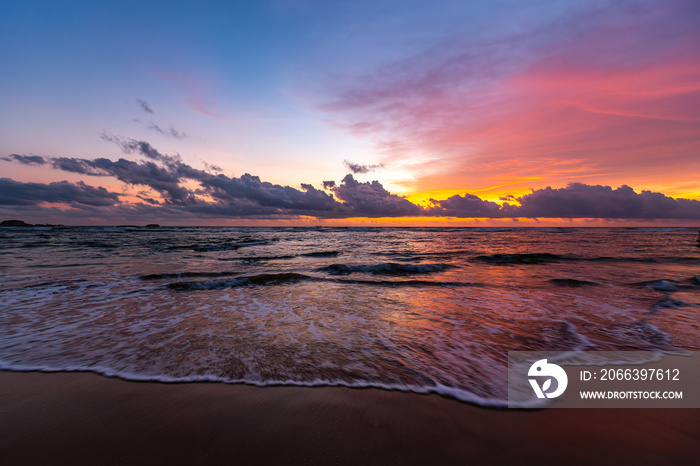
[0,219,55,227]
[0,219,32,227]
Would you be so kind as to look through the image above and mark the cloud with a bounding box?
[53,156,195,206]
[515,183,700,219]
[0,137,367,217]
[332,174,422,217]
[343,160,384,174]
[427,193,507,217]
[0,178,120,207]
[0,154,47,165]
[317,1,700,197]
[200,173,340,214]
[136,99,154,114]
[430,183,700,219]
[147,123,187,139]
[100,132,166,160]
[4,138,700,220]
[12,136,423,218]
[202,161,223,173]
[50,157,105,176]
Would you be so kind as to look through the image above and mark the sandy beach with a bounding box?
[1,370,698,465]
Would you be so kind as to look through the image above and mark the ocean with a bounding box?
[1,226,698,406]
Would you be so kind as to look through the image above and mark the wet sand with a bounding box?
[1,370,698,465]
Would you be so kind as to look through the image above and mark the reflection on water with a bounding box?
[0,226,698,405]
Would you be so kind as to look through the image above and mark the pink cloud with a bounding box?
[319,0,700,196]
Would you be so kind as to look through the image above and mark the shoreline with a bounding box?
[1,370,698,465]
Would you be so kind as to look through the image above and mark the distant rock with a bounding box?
[0,219,56,227]
[146,224,160,228]
[0,219,32,227]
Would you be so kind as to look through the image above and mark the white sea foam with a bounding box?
[0,359,522,408]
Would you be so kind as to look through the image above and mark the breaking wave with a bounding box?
[167,273,313,290]
[548,278,599,287]
[315,262,456,276]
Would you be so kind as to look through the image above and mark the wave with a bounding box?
[237,254,296,263]
[329,278,479,288]
[164,237,275,252]
[636,279,681,292]
[315,263,456,276]
[166,272,476,291]
[0,361,517,408]
[652,296,699,312]
[548,278,599,287]
[193,243,262,252]
[139,271,242,280]
[369,253,438,264]
[16,241,55,249]
[223,250,341,263]
[632,279,700,292]
[300,250,340,258]
[585,256,659,263]
[167,272,314,290]
[472,253,570,264]
[76,241,118,248]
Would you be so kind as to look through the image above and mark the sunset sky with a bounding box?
[1,0,699,225]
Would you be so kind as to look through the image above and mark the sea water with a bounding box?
[1,226,698,406]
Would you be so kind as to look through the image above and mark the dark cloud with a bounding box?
[136,99,154,114]
[93,158,196,205]
[2,137,343,216]
[4,138,700,220]
[100,132,165,160]
[0,178,120,207]
[515,183,700,219]
[343,160,384,174]
[202,162,223,173]
[201,173,339,213]
[136,195,161,205]
[430,183,700,219]
[332,174,421,217]
[147,123,187,139]
[4,138,422,218]
[51,157,107,176]
[0,154,47,165]
[428,193,506,217]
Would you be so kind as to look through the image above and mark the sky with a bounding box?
[1,0,699,225]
